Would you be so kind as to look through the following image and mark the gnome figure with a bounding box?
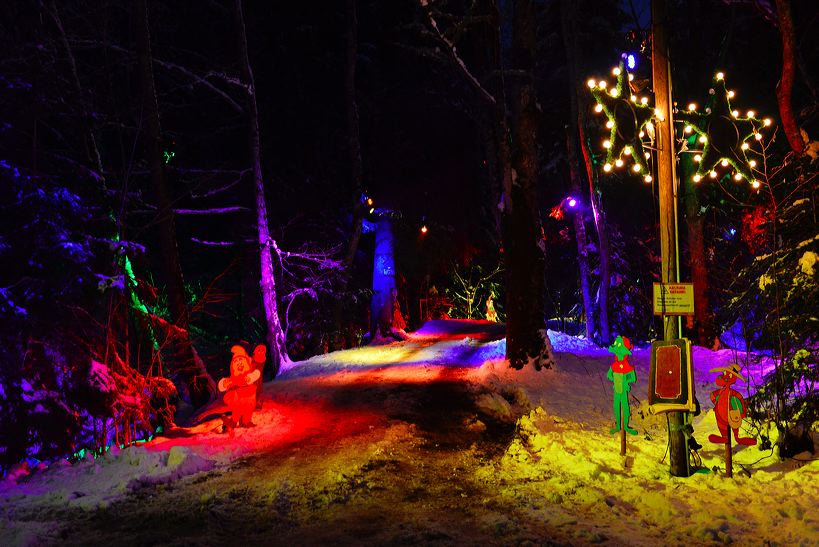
[251,344,266,409]
[607,335,637,435]
[218,345,261,428]
[485,294,498,322]
[708,363,756,446]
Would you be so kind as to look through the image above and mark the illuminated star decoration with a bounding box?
[676,72,771,189]
[588,61,655,182]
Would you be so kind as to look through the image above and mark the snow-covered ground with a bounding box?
[2,320,816,545]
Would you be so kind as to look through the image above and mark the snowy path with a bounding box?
[2,320,817,546]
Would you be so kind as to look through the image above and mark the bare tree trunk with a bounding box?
[560,0,596,341]
[134,0,215,406]
[680,154,715,346]
[332,0,365,350]
[578,120,611,344]
[234,0,289,376]
[774,0,805,155]
[503,0,555,370]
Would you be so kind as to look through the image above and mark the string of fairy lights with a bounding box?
[587,60,772,189]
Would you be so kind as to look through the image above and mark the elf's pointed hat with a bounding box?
[708,362,747,383]
[621,336,633,350]
[230,344,250,361]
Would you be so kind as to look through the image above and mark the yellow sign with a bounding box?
[653,283,694,315]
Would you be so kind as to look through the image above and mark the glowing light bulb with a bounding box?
[628,74,634,81]
[684,125,693,133]
[693,174,702,182]
[638,131,645,138]
[366,197,373,206]
[624,146,632,156]
[747,110,755,118]
[734,173,743,181]
[732,110,739,117]
[741,142,749,150]
[716,72,724,80]
[632,163,641,172]
[421,225,428,234]
[728,90,735,98]
[603,140,612,149]
[654,108,664,119]
[763,118,772,126]
[612,67,621,76]
[594,104,603,113]
[369,207,375,214]
[721,159,729,167]
[752,180,761,189]
[709,171,717,179]
[587,79,596,88]
[599,81,607,89]
[615,159,624,167]
[644,175,652,183]
[755,133,763,140]
[606,120,614,129]
[699,135,707,143]
[749,160,757,168]
[640,97,648,105]
[567,198,577,207]
[644,152,650,159]
[603,163,612,172]
[631,95,637,102]
[694,154,702,162]
[688,103,697,111]
[610,88,620,97]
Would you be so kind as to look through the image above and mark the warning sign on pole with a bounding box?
[653,283,694,315]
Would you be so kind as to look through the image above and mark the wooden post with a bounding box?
[620,427,627,456]
[725,433,733,478]
[652,0,690,477]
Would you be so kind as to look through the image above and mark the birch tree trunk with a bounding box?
[134,0,215,407]
[234,0,289,376]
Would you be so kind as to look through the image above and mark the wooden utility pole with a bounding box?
[651,0,689,477]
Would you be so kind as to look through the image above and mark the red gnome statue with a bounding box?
[218,345,261,428]
[708,363,756,446]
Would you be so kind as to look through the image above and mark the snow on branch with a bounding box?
[174,206,249,215]
[417,0,496,105]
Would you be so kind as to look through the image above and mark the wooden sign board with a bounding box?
[648,338,697,414]
[653,283,694,315]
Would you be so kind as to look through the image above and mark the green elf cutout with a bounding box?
[607,335,637,435]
